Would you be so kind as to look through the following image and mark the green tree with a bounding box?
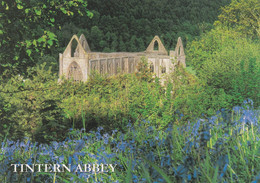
[90,26,104,50]
[118,36,126,51]
[110,33,118,52]
[215,0,260,38]
[0,0,92,75]
[128,35,137,52]
[83,0,230,51]
[136,37,145,51]
[187,27,260,106]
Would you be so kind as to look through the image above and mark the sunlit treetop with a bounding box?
[0,0,93,75]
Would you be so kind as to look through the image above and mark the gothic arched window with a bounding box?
[68,61,83,81]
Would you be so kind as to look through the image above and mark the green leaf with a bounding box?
[14,56,19,60]
[50,18,55,23]
[78,10,83,16]
[47,40,53,46]
[60,7,67,14]
[87,11,94,18]
[26,49,32,56]
[17,4,23,9]
[25,9,30,14]
[33,39,37,45]
[35,9,41,15]
[37,37,45,43]
[125,159,132,183]
[143,157,173,183]
[25,40,32,47]
[213,166,219,182]
[47,32,56,40]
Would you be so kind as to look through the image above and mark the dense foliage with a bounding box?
[75,0,231,52]
[0,0,231,75]
[1,100,259,182]
[187,28,260,106]
[0,62,230,142]
[215,0,259,38]
[0,0,92,75]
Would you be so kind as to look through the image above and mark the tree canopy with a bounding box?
[215,0,260,38]
[0,0,92,75]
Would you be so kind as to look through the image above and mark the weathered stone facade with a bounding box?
[59,34,185,82]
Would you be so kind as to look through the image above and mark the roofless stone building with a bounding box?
[59,34,186,82]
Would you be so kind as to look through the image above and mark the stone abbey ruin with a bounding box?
[59,34,186,81]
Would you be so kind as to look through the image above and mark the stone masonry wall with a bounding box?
[59,34,185,82]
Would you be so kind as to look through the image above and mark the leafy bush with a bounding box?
[215,0,259,38]
[0,64,66,142]
[187,27,260,106]
[0,61,239,142]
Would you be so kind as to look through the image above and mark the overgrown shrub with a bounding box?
[187,27,260,106]
[0,64,66,142]
[0,60,239,142]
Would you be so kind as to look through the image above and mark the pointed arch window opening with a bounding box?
[82,40,85,47]
[71,39,79,57]
[154,40,159,51]
[178,46,181,56]
[68,61,83,81]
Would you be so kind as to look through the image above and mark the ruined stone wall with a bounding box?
[59,34,185,81]
[89,56,137,76]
